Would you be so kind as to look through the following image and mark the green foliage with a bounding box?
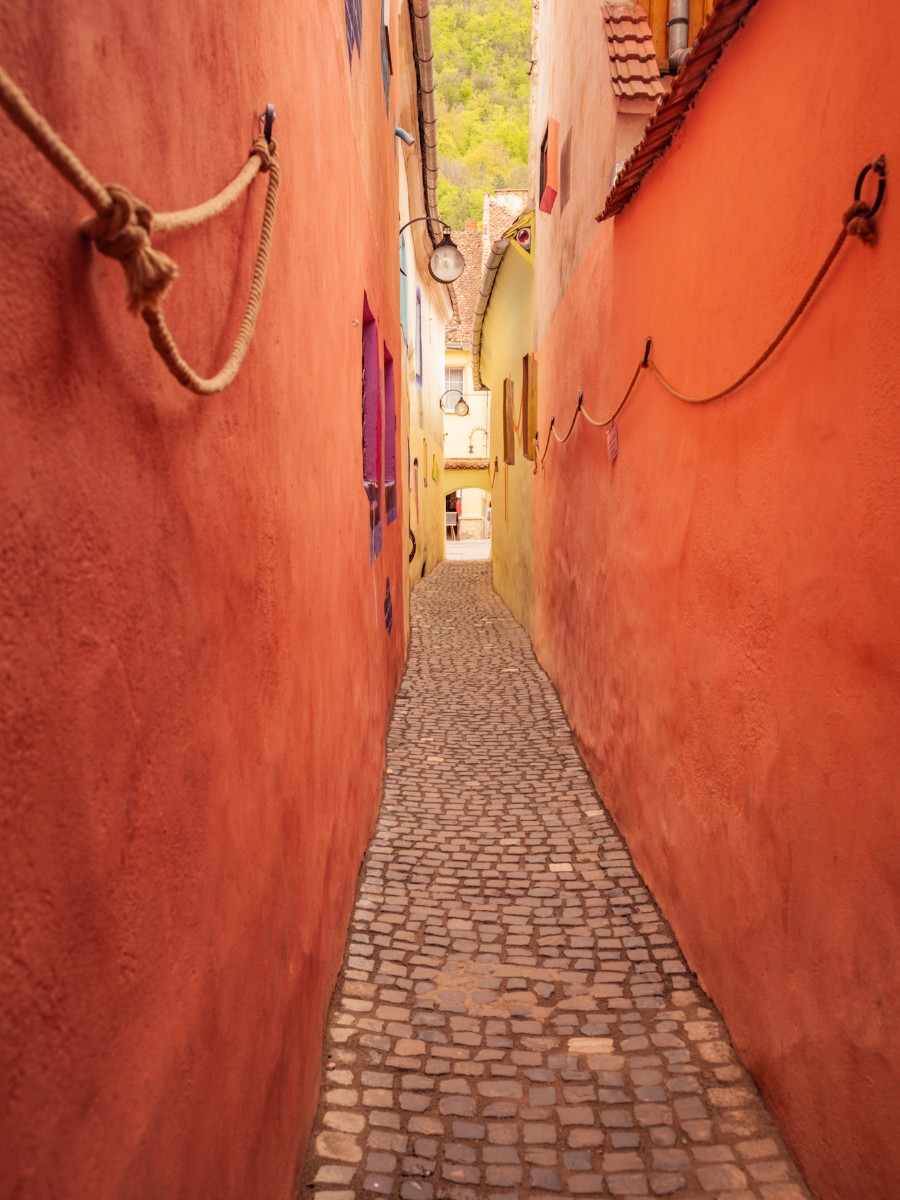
[431,0,532,230]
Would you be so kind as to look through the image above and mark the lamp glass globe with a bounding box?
[428,235,465,283]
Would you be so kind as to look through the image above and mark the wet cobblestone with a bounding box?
[302,563,811,1200]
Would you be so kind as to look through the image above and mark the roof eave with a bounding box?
[471,239,512,391]
[596,0,761,223]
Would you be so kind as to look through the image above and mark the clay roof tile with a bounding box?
[599,0,762,222]
[445,229,485,345]
[601,3,666,100]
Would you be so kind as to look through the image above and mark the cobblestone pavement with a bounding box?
[302,563,811,1200]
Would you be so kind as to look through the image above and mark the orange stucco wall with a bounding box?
[0,3,405,1197]
[533,3,900,1198]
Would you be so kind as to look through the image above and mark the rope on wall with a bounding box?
[0,65,280,395]
[537,159,886,467]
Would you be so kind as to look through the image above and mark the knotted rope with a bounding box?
[81,185,179,313]
[143,145,280,395]
[0,64,279,394]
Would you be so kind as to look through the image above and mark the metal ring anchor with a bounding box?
[854,155,886,218]
[260,104,276,145]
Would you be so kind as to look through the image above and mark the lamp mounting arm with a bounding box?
[399,216,466,284]
[398,215,451,238]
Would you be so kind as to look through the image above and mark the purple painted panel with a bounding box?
[362,300,381,558]
[380,21,392,113]
[345,0,362,61]
[384,349,397,523]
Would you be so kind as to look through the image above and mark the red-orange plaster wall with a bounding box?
[0,3,405,1197]
[533,3,900,1198]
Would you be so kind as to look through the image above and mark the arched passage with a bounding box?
[444,481,492,545]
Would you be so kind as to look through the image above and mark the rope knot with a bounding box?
[82,184,179,312]
[249,136,276,173]
[843,198,877,245]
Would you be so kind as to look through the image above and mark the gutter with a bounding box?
[471,239,511,390]
[409,1,442,247]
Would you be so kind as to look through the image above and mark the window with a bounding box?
[526,354,538,460]
[521,355,533,459]
[384,347,397,524]
[415,288,423,385]
[345,0,362,60]
[380,14,392,112]
[444,367,464,410]
[362,298,382,558]
[559,128,572,214]
[503,377,516,465]
[399,233,408,342]
[539,119,560,214]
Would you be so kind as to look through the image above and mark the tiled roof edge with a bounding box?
[471,239,511,391]
[597,0,761,222]
[445,458,490,470]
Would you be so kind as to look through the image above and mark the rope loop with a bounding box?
[82,185,178,312]
[0,64,281,391]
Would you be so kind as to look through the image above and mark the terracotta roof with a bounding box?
[484,191,528,251]
[597,0,760,221]
[445,229,485,346]
[446,192,527,348]
[601,3,667,101]
[466,190,530,387]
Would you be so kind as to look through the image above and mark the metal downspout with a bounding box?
[667,0,690,71]
[409,0,442,246]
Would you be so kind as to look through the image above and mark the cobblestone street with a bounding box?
[302,563,811,1200]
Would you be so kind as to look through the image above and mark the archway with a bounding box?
[444,485,492,561]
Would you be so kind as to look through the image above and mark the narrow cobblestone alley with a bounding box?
[303,563,811,1200]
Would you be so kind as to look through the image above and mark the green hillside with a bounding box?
[431,0,532,230]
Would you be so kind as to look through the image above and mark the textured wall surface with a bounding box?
[530,0,621,346]
[532,2,900,1198]
[407,425,445,585]
[482,244,535,635]
[0,3,405,1197]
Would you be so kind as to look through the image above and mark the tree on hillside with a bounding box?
[431,0,531,229]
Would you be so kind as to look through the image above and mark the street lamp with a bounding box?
[398,216,466,284]
[437,388,469,416]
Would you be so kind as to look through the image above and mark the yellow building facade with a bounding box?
[475,213,536,635]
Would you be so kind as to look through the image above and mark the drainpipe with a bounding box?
[666,0,690,72]
[409,0,441,245]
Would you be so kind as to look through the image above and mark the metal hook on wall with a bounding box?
[260,104,276,145]
[854,155,887,218]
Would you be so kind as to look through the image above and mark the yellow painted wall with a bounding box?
[445,468,491,493]
[480,238,535,635]
[407,426,445,585]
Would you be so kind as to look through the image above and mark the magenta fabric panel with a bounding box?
[384,349,397,523]
[362,305,380,483]
[362,299,382,557]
